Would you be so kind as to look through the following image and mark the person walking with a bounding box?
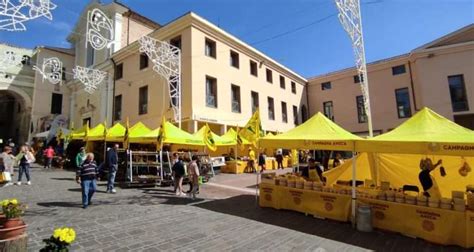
[187,155,200,200]
[276,149,284,169]
[44,145,55,169]
[15,145,35,185]
[106,144,119,193]
[75,147,86,169]
[0,146,15,186]
[76,153,98,209]
[258,151,266,173]
[172,156,186,196]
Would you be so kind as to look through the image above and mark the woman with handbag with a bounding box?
[15,145,35,186]
[0,146,15,186]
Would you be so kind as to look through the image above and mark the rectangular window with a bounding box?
[206,76,217,108]
[83,117,91,127]
[321,81,331,90]
[139,53,149,70]
[230,50,239,68]
[356,95,367,123]
[354,74,364,84]
[268,97,275,120]
[291,81,296,94]
[281,102,287,123]
[62,67,66,81]
[86,46,94,67]
[392,65,406,75]
[205,38,216,58]
[251,91,259,114]
[293,105,298,125]
[115,63,123,80]
[138,86,148,115]
[114,95,122,121]
[323,101,334,121]
[170,36,182,50]
[266,68,273,83]
[50,93,62,114]
[280,75,286,89]
[448,75,469,112]
[231,84,241,113]
[250,60,258,77]
[395,88,411,118]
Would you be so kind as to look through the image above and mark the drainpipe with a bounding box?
[111,58,116,122]
[408,61,418,111]
[305,82,310,120]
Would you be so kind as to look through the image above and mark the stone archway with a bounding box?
[0,86,32,146]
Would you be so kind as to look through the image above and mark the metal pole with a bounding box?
[351,151,357,228]
[335,0,373,137]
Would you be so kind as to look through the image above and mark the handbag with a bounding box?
[0,172,11,182]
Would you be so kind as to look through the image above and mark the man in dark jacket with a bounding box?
[106,144,119,193]
[76,153,98,209]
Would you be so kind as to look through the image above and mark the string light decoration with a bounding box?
[0,0,57,31]
[335,0,373,137]
[138,36,182,128]
[73,66,107,94]
[85,8,114,51]
[0,50,25,76]
[32,57,62,85]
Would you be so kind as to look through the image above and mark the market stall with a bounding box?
[349,107,474,248]
[259,112,362,221]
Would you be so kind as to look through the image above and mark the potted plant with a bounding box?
[40,227,76,252]
[1,199,26,228]
[0,198,27,240]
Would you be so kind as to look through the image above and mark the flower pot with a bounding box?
[0,223,27,240]
[3,218,23,229]
[0,214,6,226]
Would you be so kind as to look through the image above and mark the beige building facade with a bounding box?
[0,44,35,145]
[112,12,308,134]
[307,24,474,135]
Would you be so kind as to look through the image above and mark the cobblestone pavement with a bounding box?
[0,165,470,251]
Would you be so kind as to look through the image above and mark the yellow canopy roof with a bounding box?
[128,122,152,143]
[70,125,88,140]
[105,123,126,142]
[259,112,362,151]
[356,107,474,156]
[86,123,106,141]
[161,120,204,146]
[130,127,160,143]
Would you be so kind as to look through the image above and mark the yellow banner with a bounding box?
[467,211,474,248]
[359,198,470,247]
[259,183,351,222]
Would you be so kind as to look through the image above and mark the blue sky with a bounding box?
[1,0,473,77]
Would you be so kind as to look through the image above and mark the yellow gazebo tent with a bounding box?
[130,127,159,144]
[70,125,88,140]
[259,112,363,150]
[356,107,474,156]
[86,123,106,142]
[160,119,203,146]
[127,122,152,144]
[105,123,126,142]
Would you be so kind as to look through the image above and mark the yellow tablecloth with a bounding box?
[467,210,474,248]
[359,198,473,248]
[222,161,247,174]
[259,183,351,221]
